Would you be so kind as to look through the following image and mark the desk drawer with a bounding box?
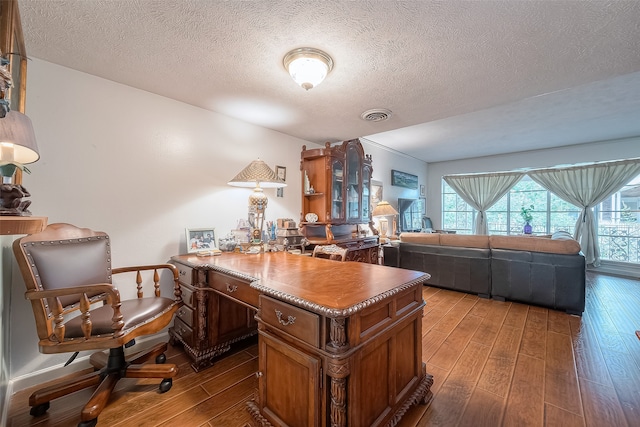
[172,317,194,347]
[176,263,193,286]
[209,271,259,308]
[259,295,319,348]
[180,284,195,308]
[175,303,194,327]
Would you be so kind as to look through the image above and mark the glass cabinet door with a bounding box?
[331,159,344,220]
[346,145,360,220]
[362,166,371,221]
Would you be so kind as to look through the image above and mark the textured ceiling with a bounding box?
[19,0,640,163]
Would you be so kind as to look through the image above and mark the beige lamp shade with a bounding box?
[0,111,39,164]
[228,159,287,188]
[372,200,399,217]
[373,201,399,241]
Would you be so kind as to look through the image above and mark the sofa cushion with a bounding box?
[489,235,580,254]
[440,233,490,248]
[400,232,440,245]
[552,230,574,240]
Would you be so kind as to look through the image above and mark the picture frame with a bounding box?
[391,170,418,189]
[276,165,286,197]
[186,228,217,253]
[420,184,425,197]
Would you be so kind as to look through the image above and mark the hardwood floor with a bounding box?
[7,271,640,426]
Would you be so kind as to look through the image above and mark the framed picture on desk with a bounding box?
[186,227,217,253]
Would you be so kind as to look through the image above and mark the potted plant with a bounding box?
[520,204,534,234]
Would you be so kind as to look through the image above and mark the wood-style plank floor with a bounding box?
[7,271,640,426]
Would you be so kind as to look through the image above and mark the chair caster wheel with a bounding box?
[30,402,50,417]
[156,353,166,364]
[78,418,97,427]
[159,378,172,393]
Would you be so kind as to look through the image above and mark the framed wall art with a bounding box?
[391,170,418,190]
[186,228,216,253]
[276,165,286,197]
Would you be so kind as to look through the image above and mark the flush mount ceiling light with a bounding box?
[283,47,334,90]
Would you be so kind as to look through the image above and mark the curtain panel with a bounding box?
[444,171,524,234]
[528,158,640,266]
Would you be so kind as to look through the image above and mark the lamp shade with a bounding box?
[372,200,398,217]
[228,159,287,188]
[0,111,39,164]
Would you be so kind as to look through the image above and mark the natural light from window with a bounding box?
[442,174,640,264]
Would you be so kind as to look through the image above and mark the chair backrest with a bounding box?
[312,244,348,261]
[422,216,433,230]
[13,223,112,338]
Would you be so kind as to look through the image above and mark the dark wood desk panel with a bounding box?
[170,252,433,427]
[173,252,425,312]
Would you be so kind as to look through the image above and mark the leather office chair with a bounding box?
[12,223,182,427]
[312,244,348,261]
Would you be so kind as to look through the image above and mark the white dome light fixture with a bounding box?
[283,47,334,90]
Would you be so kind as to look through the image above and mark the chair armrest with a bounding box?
[25,284,124,341]
[112,263,181,302]
[25,283,120,303]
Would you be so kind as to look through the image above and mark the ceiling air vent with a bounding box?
[361,108,392,122]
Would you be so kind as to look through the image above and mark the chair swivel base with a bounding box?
[28,342,178,427]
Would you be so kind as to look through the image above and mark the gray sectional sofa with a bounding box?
[383,232,585,315]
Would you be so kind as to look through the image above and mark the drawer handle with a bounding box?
[255,371,263,378]
[178,308,185,317]
[226,283,238,293]
[179,270,186,276]
[275,309,296,326]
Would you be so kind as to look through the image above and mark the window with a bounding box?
[441,174,640,264]
[597,175,640,263]
[442,181,473,234]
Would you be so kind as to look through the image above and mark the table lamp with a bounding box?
[0,111,39,216]
[372,200,399,243]
[228,159,286,251]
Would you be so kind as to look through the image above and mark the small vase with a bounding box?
[523,222,532,235]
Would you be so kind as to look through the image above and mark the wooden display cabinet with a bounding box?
[300,139,379,263]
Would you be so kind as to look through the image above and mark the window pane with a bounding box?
[441,172,640,266]
[596,174,640,263]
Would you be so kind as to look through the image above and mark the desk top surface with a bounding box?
[172,252,429,317]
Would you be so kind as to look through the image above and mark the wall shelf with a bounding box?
[0,216,47,235]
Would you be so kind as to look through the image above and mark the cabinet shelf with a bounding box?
[300,139,378,264]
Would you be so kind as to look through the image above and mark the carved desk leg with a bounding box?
[327,359,349,427]
[327,317,349,427]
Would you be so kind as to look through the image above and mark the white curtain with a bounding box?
[444,172,524,234]
[528,158,640,266]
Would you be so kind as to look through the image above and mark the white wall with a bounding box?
[360,139,428,206]
[8,58,312,380]
[426,137,640,229]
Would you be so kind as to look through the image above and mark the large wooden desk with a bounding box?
[171,252,433,427]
